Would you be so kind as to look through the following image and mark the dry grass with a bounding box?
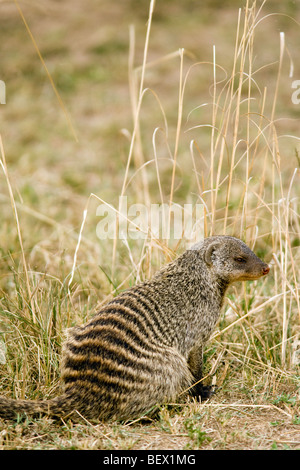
[0,0,299,450]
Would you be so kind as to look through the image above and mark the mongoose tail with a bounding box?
[0,236,270,422]
[0,393,78,421]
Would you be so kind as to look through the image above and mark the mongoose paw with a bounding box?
[190,383,217,401]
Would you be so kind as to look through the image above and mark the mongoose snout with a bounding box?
[0,235,269,422]
[262,265,270,275]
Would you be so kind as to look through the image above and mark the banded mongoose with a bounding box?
[0,236,269,422]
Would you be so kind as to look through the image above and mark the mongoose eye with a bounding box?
[235,257,246,263]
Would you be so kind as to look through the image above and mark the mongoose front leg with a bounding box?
[187,343,215,400]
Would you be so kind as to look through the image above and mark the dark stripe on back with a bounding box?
[114,288,167,338]
[80,310,160,353]
[65,338,154,375]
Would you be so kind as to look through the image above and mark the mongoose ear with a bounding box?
[204,242,221,266]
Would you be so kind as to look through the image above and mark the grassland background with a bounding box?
[0,0,299,449]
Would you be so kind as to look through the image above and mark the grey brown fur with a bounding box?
[0,236,269,422]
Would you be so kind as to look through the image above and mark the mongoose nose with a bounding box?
[262,265,270,275]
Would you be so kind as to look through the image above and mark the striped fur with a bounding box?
[0,236,269,422]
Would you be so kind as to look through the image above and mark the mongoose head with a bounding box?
[191,236,270,284]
